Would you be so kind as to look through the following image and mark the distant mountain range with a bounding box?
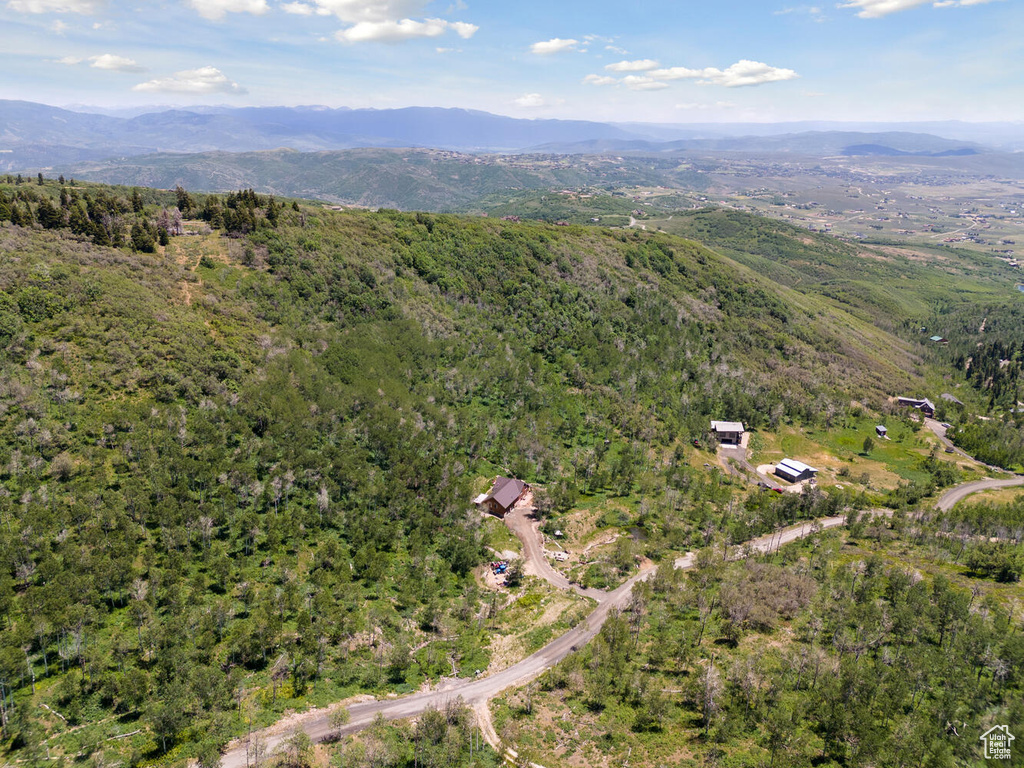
[0,100,1015,175]
[528,131,986,156]
[0,100,638,168]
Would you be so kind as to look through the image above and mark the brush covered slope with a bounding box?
[657,209,1024,468]
[0,180,995,763]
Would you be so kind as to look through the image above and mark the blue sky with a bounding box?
[1,0,1021,123]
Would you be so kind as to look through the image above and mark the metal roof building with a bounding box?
[775,458,818,483]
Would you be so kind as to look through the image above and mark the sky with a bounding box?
[1,0,1021,124]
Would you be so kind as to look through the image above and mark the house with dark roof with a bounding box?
[474,476,529,518]
[897,396,936,417]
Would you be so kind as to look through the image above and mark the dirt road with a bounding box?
[923,418,975,461]
[718,444,783,490]
[935,476,1024,512]
[218,514,849,768]
[503,506,606,602]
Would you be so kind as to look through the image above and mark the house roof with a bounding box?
[921,398,935,411]
[941,393,964,405]
[778,458,818,475]
[930,335,947,342]
[711,420,745,433]
[487,476,527,510]
[876,425,887,431]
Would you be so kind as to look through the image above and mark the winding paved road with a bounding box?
[935,476,1024,512]
[219,515,848,768]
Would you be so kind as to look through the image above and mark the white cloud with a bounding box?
[529,37,578,55]
[513,93,546,108]
[336,17,476,42]
[133,66,246,94]
[586,59,797,91]
[622,75,669,91]
[89,53,145,72]
[7,0,99,12]
[55,53,146,71]
[774,5,823,14]
[838,0,929,15]
[605,45,628,54]
[512,93,564,108]
[651,60,798,87]
[298,0,428,23]
[649,66,703,80]
[290,1,478,44]
[448,20,476,37]
[605,58,659,72]
[840,0,999,13]
[186,0,269,20]
[676,101,736,110]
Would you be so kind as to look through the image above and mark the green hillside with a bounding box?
[0,179,1019,765]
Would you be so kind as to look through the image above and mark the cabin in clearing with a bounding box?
[897,396,935,417]
[474,477,528,518]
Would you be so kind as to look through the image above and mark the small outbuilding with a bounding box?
[930,335,949,345]
[710,420,745,446]
[774,458,818,483]
[875,425,888,438]
[474,476,529,518]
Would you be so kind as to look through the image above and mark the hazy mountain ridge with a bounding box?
[0,100,640,168]
[0,100,1012,175]
[529,131,987,155]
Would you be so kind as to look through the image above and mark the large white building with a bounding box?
[774,458,818,483]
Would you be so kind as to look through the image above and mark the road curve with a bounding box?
[219,514,849,768]
[503,507,607,602]
[935,476,1024,512]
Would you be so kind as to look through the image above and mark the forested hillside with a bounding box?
[0,179,1017,765]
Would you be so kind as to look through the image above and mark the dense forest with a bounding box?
[0,179,1020,766]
